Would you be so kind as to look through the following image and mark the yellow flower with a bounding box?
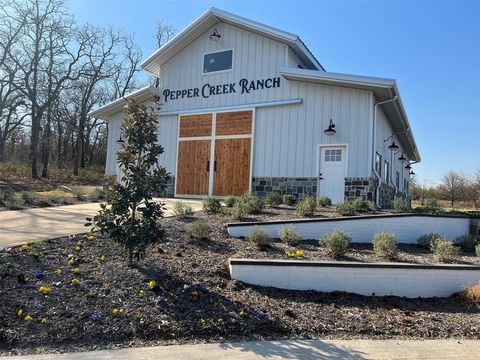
[68,259,77,266]
[41,317,48,324]
[217,318,224,326]
[99,255,105,262]
[199,319,206,326]
[71,278,81,287]
[17,309,23,317]
[24,314,32,321]
[148,280,156,290]
[72,268,80,275]
[286,251,296,258]
[233,252,241,258]
[119,308,124,314]
[86,234,95,241]
[139,289,145,297]
[75,246,81,252]
[38,286,52,295]
[54,269,62,275]
[239,310,246,318]
[112,308,119,315]
[295,250,304,257]
[20,244,29,251]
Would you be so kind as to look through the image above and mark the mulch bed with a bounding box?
[0,207,479,356]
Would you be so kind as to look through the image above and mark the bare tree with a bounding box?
[439,170,468,208]
[152,20,175,87]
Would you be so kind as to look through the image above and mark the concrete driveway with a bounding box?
[0,198,203,249]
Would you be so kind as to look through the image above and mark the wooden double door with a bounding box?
[175,110,252,197]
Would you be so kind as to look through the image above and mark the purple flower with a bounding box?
[91,311,102,322]
[34,269,43,278]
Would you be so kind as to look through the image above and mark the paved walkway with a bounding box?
[0,198,203,249]
[3,339,479,359]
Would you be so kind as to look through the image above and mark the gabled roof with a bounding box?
[88,86,160,121]
[141,7,325,76]
[279,67,420,162]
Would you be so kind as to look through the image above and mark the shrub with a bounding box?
[21,192,38,205]
[203,197,222,214]
[372,232,398,261]
[88,188,106,201]
[247,226,273,250]
[455,235,477,252]
[283,194,296,206]
[224,196,237,208]
[320,230,351,259]
[265,192,282,207]
[231,201,249,220]
[317,196,332,207]
[417,233,446,250]
[172,201,194,218]
[237,193,264,214]
[73,189,86,201]
[296,196,317,217]
[336,202,356,216]
[433,239,459,263]
[459,285,480,306]
[89,98,167,265]
[392,197,409,213]
[351,197,374,213]
[185,221,211,240]
[279,226,301,246]
[413,199,443,215]
[476,243,480,257]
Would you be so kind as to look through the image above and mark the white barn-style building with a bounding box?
[91,7,420,208]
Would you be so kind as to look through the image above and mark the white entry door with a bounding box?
[318,146,347,204]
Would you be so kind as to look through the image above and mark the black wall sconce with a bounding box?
[323,119,336,136]
[209,29,221,41]
[398,153,406,163]
[116,134,125,144]
[384,134,399,151]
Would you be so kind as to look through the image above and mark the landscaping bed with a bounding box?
[1,208,479,355]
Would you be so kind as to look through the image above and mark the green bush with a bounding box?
[372,232,398,261]
[224,196,237,208]
[335,202,356,216]
[433,239,459,263]
[417,233,446,250]
[392,197,409,213]
[203,197,222,214]
[317,196,332,207]
[185,220,211,240]
[476,243,480,257]
[172,201,194,218]
[320,230,351,259]
[265,192,283,207]
[351,197,374,213]
[455,235,478,252]
[279,226,301,246]
[296,196,317,217]
[21,191,38,205]
[231,201,249,220]
[237,193,264,214]
[247,226,273,250]
[283,194,296,206]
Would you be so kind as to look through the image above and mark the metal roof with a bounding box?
[279,67,420,162]
[141,7,325,76]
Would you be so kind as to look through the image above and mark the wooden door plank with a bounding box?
[179,114,212,138]
[176,140,210,195]
[216,110,253,136]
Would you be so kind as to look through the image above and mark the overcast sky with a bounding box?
[69,0,480,185]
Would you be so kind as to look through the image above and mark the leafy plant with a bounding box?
[296,196,317,217]
[392,197,409,213]
[372,232,398,261]
[417,233,446,250]
[231,201,249,220]
[186,220,212,240]
[88,98,168,266]
[433,239,459,263]
[237,193,264,214]
[335,202,356,216]
[265,192,282,207]
[455,235,478,252]
[317,196,332,207]
[247,226,273,250]
[320,230,351,259]
[282,194,296,206]
[351,197,374,213]
[279,225,301,246]
[203,197,222,214]
[88,188,106,201]
[172,201,194,218]
[459,285,480,306]
[21,191,38,205]
[224,196,237,208]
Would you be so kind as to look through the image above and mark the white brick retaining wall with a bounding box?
[229,259,480,298]
[227,214,471,243]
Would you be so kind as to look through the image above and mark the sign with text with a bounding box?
[162,77,280,103]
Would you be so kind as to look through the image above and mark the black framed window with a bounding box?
[375,152,382,174]
[395,171,400,188]
[203,50,233,73]
[384,160,390,183]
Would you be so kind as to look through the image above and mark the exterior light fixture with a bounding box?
[409,170,415,175]
[398,153,406,163]
[384,134,399,151]
[405,163,412,170]
[209,29,221,41]
[116,135,125,144]
[323,119,336,136]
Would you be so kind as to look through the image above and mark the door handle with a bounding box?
[318,173,323,180]
[207,160,210,172]
[214,161,217,172]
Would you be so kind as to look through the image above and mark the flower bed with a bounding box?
[0,209,479,355]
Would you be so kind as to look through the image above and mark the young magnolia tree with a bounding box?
[87,97,168,265]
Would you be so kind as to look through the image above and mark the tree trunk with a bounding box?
[30,113,42,178]
[41,108,52,178]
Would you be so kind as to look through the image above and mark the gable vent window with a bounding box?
[203,50,233,73]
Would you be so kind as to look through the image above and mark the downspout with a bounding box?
[372,95,398,208]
